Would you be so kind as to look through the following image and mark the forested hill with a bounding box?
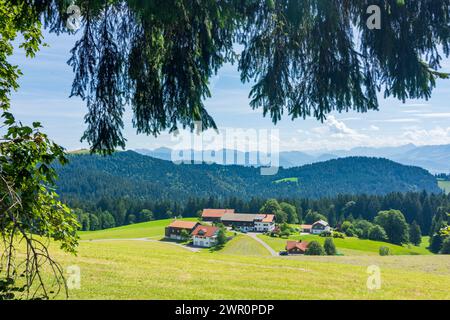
[55,151,441,202]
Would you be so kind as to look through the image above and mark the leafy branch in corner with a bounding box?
[0,113,79,300]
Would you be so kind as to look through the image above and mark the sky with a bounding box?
[9,30,450,152]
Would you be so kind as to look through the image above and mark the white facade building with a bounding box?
[311,220,331,234]
[254,216,276,232]
[191,225,220,248]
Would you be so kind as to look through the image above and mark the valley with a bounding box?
[47,219,450,300]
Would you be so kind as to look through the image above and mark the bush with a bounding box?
[353,219,373,239]
[319,230,332,237]
[340,221,352,233]
[344,226,357,237]
[324,238,337,255]
[280,230,291,238]
[216,228,227,247]
[379,246,390,256]
[332,231,345,239]
[279,223,291,238]
[409,221,422,246]
[440,237,450,254]
[305,241,325,255]
[430,233,443,253]
[368,225,388,242]
[180,229,191,241]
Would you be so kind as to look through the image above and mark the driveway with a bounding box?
[245,233,277,256]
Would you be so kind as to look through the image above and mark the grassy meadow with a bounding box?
[273,177,299,184]
[46,239,450,300]
[219,235,271,256]
[258,234,431,256]
[79,218,198,240]
[438,180,450,194]
[21,219,449,299]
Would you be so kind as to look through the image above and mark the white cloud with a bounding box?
[415,113,450,119]
[401,127,450,145]
[403,103,431,108]
[401,109,423,114]
[324,116,367,139]
[372,118,421,123]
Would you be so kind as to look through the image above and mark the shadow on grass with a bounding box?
[159,237,191,246]
[209,244,226,252]
[209,235,236,252]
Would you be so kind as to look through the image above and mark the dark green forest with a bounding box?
[55,151,440,202]
[53,151,448,234]
[69,189,449,237]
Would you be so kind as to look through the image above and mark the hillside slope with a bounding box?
[55,151,441,202]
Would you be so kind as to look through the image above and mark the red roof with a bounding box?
[201,208,235,218]
[286,241,309,252]
[300,224,312,229]
[191,225,219,238]
[167,220,199,229]
[262,214,275,223]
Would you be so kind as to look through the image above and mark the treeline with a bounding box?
[436,173,450,180]
[69,191,450,235]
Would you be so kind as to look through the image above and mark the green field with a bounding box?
[438,180,450,194]
[273,177,298,184]
[46,240,449,299]
[17,219,450,299]
[219,235,271,256]
[79,218,198,240]
[258,234,431,256]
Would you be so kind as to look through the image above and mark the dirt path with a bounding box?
[245,233,278,256]
[80,238,201,252]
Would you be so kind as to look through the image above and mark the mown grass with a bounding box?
[47,240,449,299]
[438,180,450,194]
[218,235,271,256]
[79,218,198,240]
[258,234,431,256]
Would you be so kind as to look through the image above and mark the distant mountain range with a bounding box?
[135,144,450,173]
[56,151,441,203]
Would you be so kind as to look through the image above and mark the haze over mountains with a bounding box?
[135,144,450,174]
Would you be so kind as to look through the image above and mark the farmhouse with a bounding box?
[286,240,309,254]
[201,208,235,222]
[165,220,201,240]
[254,214,276,232]
[221,213,275,232]
[191,225,220,247]
[311,220,331,235]
[300,224,312,233]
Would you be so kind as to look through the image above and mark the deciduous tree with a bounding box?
[374,210,409,245]
[409,221,422,246]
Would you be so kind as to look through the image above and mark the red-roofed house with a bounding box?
[286,240,309,255]
[300,224,312,233]
[165,220,201,240]
[254,214,276,232]
[201,209,235,222]
[191,225,220,247]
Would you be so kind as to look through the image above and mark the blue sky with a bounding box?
[9,30,450,152]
